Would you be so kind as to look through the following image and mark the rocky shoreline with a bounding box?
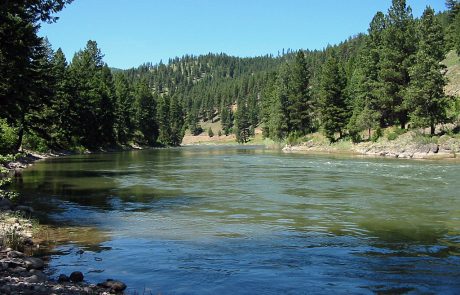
[1,153,128,294]
[282,132,460,160]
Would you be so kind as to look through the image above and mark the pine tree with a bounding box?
[157,95,171,145]
[69,40,112,147]
[169,94,185,146]
[287,50,312,134]
[114,73,135,143]
[406,7,448,135]
[47,48,74,147]
[235,97,251,143]
[135,79,158,145]
[319,53,348,142]
[348,12,385,140]
[378,0,416,128]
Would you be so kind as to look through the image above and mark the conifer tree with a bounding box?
[319,53,348,141]
[169,95,185,146]
[114,73,135,143]
[287,50,312,134]
[235,97,251,143]
[378,0,416,128]
[157,95,171,145]
[348,12,385,140]
[406,7,448,135]
[135,79,158,145]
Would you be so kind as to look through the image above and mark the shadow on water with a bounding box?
[8,147,460,293]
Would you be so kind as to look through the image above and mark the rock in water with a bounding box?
[24,257,44,269]
[69,271,84,282]
[58,274,70,283]
[98,279,127,292]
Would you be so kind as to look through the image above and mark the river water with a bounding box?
[12,146,460,294]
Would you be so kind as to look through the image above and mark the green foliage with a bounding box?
[406,7,448,135]
[0,119,17,154]
[218,130,222,137]
[235,98,251,143]
[377,0,416,128]
[319,53,349,142]
[135,79,158,145]
[22,132,49,153]
[371,127,383,142]
[286,131,303,145]
[208,127,214,137]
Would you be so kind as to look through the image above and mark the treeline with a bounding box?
[1,0,460,155]
[261,0,460,143]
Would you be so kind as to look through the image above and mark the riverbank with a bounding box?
[0,211,127,294]
[282,131,460,160]
[1,151,129,294]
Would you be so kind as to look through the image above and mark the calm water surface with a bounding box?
[13,146,460,294]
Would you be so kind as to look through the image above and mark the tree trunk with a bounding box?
[14,112,25,152]
[430,124,435,136]
[368,128,371,140]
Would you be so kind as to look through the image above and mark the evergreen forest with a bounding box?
[1,0,460,154]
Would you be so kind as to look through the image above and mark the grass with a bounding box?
[0,211,39,251]
[443,51,460,97]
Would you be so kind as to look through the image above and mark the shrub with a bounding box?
[22,132,49,153]
[371,127,383,142]
[208,127,214,137]
[286,131,302,145]
[0,119,17,154]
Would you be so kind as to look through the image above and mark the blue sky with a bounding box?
[39,0,446,69]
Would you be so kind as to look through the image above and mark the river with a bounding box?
[12,146,460,294]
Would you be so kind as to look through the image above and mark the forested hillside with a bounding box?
[1,0,460,154]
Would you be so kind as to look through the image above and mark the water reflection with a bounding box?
[12,146,460,294]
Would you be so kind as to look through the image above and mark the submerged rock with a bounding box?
[69,271,84,283]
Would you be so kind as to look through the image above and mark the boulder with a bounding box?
[24,257,44,269]
[25,272,47,283]
[10,266,27,273]
[15,205,34,214]
[97,279,127,292]
[69,271,84,283]
[7,250,25,258]
[0,198,13,210]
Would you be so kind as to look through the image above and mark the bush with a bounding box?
[218,130,222,137]
[286,131,302,145]
[208,127,214,137]
[0,119,17,154]
[22,132,49,153]
[371,127,383,142]
[387,127,406,141]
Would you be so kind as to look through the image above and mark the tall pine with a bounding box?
[319,53,348,142]
[406,7,448,135]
